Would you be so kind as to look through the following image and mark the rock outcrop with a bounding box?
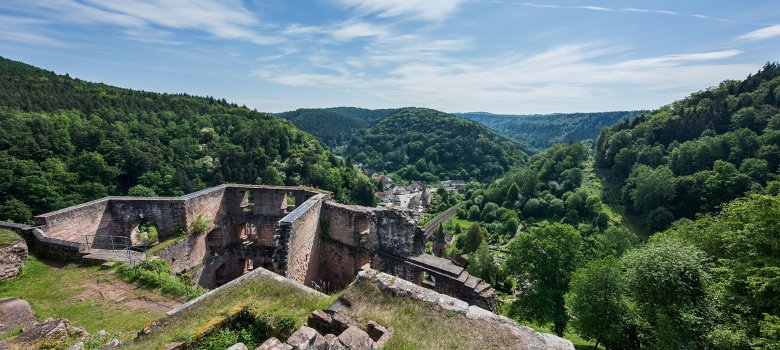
[357,268,575,350]
[0,240,27,280]
[0,298,36,334]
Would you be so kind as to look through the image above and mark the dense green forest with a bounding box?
[595,62,780,232]
[444,64,780,349]
[343,107,527,182]
[276,107,398,147]
[458,111,644,153]
[0,57,377,224]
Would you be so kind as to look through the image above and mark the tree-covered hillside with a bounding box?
[344,108,527,182]
[0,56,377,224]
[595,62,780,232]
[276,107,399,147]
[459,111,644,153]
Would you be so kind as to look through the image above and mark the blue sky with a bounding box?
[1,0,779,114]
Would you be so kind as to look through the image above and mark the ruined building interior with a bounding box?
[23,185,496,309]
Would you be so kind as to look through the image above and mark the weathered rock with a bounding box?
[307,310,332,334]
[68,325,89,340]
[285,326,318,350]
[0,298,36,334]
[68,342,85,350]
[97,338,120,349]
[366,321,392,346]
[329,312,353,335]
[311,333,328,350]
[324,334,346,350]
[0,240,28,280]
[10,318,69,347]
[256,337,292,350]
[226,342,248,350]
[357,268,575,350]
[337,326,373,350]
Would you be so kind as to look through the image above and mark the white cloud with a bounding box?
[253,43,756,113]
[1,0,280,45]
[330,22,388,40]
[0,15,63,47]
[497,2,769,26]
[334,0,464,21]
[738,24,780,41]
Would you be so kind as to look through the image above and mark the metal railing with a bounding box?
[82,234,146,265]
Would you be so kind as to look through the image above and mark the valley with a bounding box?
[0,57,778,350]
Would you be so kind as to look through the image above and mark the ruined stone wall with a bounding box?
[275,194,325,286]
[320,202,371,247]
[154,233,208,274]
[369,208,425,257]
[34,198,113,243]
[108,198,188,243]
[182,186,228,238]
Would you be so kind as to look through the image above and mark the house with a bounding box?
[375,191,391,203]
[441,180,466,193]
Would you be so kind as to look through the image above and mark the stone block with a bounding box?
[337,326,374,350]
[307,310,332,333]
[0,298,37,334]
[256,337,292,350]
[227,343,248,350]
[324,334,346,350]
[286,326,318,350]
[365,321,387,342]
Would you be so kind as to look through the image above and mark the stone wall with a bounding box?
[276,194,326,287]
[154,234,208,274]
[34,198,113,243]
[369,208,425,257]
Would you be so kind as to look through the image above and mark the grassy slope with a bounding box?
[0,257,164,336]
[0,229,22,247]
[340,280,518,349]
[123,275,334,350]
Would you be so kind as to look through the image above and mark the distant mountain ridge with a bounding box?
[276,107,399,147]
[343,107,527,182]
[457,111,645,153]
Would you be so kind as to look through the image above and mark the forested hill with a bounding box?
[0,56,377,224]
[276,107,398,147]
[344,107,527,182]
[595,62,780,232]
[458,111,644,153]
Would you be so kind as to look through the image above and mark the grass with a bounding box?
[122,274,334,350]
[443,216,476,232]
[338,280,522,350]
[0,228,22,247]
[0,256,165,337]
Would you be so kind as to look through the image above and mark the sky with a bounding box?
[1,0,779,114]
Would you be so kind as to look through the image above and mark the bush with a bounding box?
[117,259,205,299]
[191,216,210,236]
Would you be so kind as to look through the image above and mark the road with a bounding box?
[422,203,463,239]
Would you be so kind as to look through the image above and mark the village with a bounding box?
[360,166,466,223]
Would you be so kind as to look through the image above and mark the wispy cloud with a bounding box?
[738,24,780,41]
[495,1,773,26]
[1,0,280,45]
[252,42,755,113]
[0,14,63,47]
[334,0,464,21]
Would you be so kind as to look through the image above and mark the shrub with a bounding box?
[191,216,210,236]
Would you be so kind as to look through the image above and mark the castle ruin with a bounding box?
[20,185,496,309]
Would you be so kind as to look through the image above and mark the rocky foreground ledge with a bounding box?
[356,268,574,350]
